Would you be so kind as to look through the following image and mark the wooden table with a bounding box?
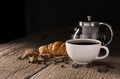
[0,27,120,79]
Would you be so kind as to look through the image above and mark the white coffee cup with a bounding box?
[65,39,109,64]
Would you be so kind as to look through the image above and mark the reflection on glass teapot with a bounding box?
[72,16,113,45]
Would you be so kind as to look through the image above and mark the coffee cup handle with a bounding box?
[96,46,109,59]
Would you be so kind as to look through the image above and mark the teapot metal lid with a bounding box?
[79,16,98,27]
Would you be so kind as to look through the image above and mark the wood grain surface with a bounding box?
[30,57,120,79]
[0,33,47,79]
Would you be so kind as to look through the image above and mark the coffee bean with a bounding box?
[36,60,41,64]
[41,55,49,59]
[28,60,31,63]
[62,57,69,61]
[41,60,47,65]
[85,61,115,73]
[61,64,65,68]
[17,56,24,60]
[58,58,64,62]
[52,60,58,65]
[72,63,80,68]
[65,61,69,64]
[98,67,109,73]
[52,61,56,64]
[86,63,94,68]
[43,62,46,65]
[105,64,115,69]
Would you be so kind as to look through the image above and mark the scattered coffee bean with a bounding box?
[52,60,58,65]
[40,60,47,65]
[72,63,80,68]
[105,64,115,69]
[28,60,31,63]
[36,60,41,64]
[52,61,58,65]
[41,55,49,59]
[22,53,115,74]
[58,58,64,62]
[43,62,46,65]
[17,56,23,60]
[98,67,109,73]
[62,57,69,61]
[61,64,65,68]
[65,61,69,64]
[86,63,94,68]
[85,61,115,73]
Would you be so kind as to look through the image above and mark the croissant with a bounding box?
[39,41,67,56]
[18,41,68,62]
[18,48,39,59]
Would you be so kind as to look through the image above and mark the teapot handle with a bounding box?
[99,22,113,45]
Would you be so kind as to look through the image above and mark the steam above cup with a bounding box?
[65,39,109,64]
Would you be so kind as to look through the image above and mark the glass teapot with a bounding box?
[72,16,113,45]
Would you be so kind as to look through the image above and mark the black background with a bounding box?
[1,0,120,43]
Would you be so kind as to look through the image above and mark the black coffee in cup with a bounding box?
[68,40,99,45]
